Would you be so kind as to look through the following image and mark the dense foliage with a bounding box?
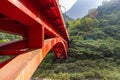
[0,32,22,44]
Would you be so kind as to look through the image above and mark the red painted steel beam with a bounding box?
[0,40,28,55]
[0,0,43,48]
[38,0,69,41]
[18,0,69,41]
[0,0,69,42]
[0,38,67,80]
[0,0,69,79]
[0,19,28,37]
[10,0,68,44]
[0,0,69,54]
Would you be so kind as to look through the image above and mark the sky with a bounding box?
[59,0,110,13]
[59,0,77,12]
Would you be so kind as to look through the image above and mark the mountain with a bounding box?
[66,0,103,19]
[62,13,74,22]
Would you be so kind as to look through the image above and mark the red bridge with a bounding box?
[0,0,69,80]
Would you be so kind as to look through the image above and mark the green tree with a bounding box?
[93,19,100,27]
[73,18,81,27]
[81,17,94,31]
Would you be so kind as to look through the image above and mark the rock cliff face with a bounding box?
[66,0,103,19]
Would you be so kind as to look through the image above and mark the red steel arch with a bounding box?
[0,0,69,80]
[53,41,68,59]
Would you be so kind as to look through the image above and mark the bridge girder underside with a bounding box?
[0,0,69,80]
